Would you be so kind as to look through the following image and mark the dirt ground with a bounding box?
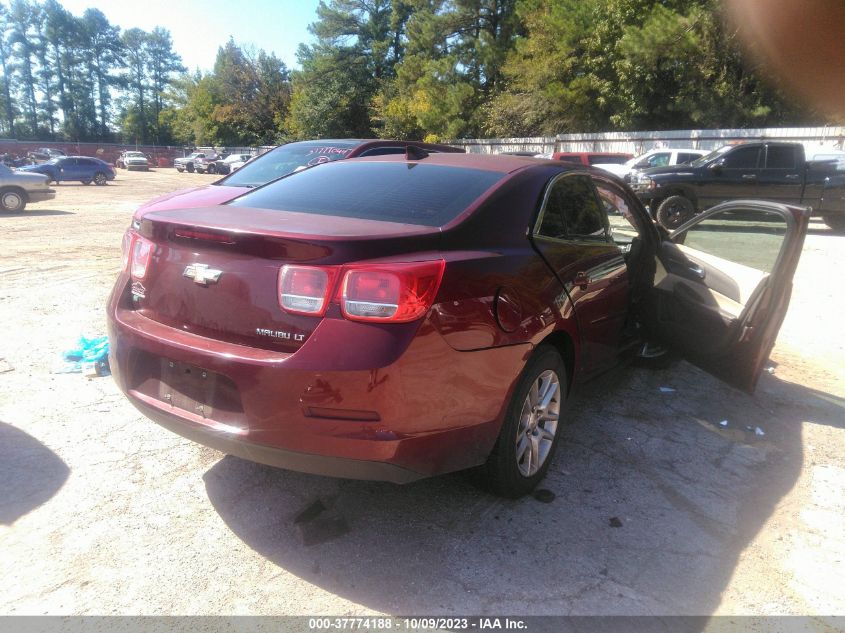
[1,169,843,618]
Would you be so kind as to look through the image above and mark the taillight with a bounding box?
[130,236,154,279]
[277,260,445,323]
[278,265,336,316]
[341,260,445,323]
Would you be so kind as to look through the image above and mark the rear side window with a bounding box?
[722,146,760,169]
[228,162,503,227]
[537,174,608,240]
[766,146,799,169]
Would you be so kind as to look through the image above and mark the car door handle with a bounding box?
[687,264,705,279]
[573,272,591,289]
[741,174,757,180]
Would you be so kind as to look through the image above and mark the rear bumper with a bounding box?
[107,276,530,481]
[27,189,56,203]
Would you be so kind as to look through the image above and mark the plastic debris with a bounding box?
[719,420,729,428]
[659,386,676,393]
[755,427,766,436]
[532,489,556,503]
[57,335,110,376]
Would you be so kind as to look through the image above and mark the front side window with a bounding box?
[679,209,787,273]
[646,153,671,168]
[594,180,641,246]
[537,174,608,240]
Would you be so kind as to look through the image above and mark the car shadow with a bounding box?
[203,363,842,615]
[0,209,75,217]
[0,421,70,525]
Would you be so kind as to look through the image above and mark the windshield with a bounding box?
[220,141,359,188]
[228,161,503,227]
[689,145,732,167]
[45,158,61,165]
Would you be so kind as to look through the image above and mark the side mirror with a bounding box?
[708,159,724,173]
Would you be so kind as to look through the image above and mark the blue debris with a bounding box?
[59,335,110,376]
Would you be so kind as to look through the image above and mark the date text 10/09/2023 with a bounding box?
[308,618,528,631]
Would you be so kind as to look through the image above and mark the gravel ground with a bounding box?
[0,169,843,617]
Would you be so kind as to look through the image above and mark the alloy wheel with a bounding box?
[515,369,560,477]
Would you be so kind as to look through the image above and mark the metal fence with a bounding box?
[452,126,845,155]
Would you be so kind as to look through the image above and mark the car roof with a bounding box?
[347,151,561,173]
[282,139,464,153]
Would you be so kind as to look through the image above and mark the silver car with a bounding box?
[0,164,56,211]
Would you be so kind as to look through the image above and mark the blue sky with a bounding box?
[58,0,321,72]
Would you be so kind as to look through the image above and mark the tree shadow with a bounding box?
[0,209,75,217]
[202,363,841,615]
[0,421,70,525]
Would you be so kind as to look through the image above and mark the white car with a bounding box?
[593,148,708,181]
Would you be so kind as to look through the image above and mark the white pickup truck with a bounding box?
[593,148,707,182]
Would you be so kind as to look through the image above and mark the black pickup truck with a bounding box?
[632,142,845,230]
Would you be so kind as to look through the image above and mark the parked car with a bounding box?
[632,142,845,230]
[593,148,707,182]
[133,139,464,218]
[552,151,633,166]
[28,147,66,164]
[194,153,227,174]
[174,152,211,173]
[109,153,809,496]
[17,156,115,186]
[0,163,55,211]
[213,154,253,175]
[116,151,150,171]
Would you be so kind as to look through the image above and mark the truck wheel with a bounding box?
[186,163,195,173]
[656,195,695,230]
[176,167,184,173]
[481,345,566,498]
[824,215,845,233]
[1,188,27,212]
[206,164,217,174]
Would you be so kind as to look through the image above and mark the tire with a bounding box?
[656,195,695,230]
[93,172,108,186]
[0,188,27,212]
[824,215,845,232]
[81,178,92,185]
[176,167,184,173]
[481,345,567,497]
[206,164,217,175]
[186,163,195,173]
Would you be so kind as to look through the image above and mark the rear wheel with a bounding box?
[81,178,92,185]
[206,164,217,174]
[824,215,845,233]
[482,345,566,497]
[1,188,27,212]
[93,172,108,186]
[656,195,695,230]
[186,163,195,173]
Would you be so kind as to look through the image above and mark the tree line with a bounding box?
[0,0,831,148]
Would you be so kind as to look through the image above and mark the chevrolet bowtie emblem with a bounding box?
[183,263,223,285]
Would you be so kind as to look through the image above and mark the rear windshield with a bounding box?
[228,161,503,227]
[588,154,629,165]
[221,141,360,188]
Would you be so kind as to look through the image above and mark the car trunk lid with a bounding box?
[131,205,441,352]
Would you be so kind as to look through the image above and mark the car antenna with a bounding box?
[406,146,429,160]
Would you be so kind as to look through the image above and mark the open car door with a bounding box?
[646,200,810,393]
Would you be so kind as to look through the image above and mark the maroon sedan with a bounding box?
[108,152,808,496]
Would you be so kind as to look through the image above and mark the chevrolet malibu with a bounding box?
[108,153,808,496]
